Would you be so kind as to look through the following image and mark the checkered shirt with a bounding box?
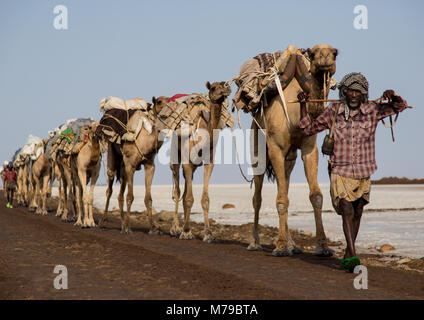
[299,98,407,178]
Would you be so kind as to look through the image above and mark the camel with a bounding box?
[29,140,51,215]
[13,157,26,206]
[45,137,65,217]
[169,81,231,242]
[100,99,167,234]
[70,122,102,227]
[56,152,77,221]
[15,155,31,207]
[248,44,338,256]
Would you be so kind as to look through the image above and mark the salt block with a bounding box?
[378,244,396,253]
[222,203,235,209]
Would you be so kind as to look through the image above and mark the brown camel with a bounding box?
[30,140,51,215]
[100,101,166,234]
[14,155,30,206]
[169,81,231,242]
[56,151,77,221]
[70,122,102,227]
[249,44,338,256]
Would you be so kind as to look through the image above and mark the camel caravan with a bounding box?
[5,44,344,258]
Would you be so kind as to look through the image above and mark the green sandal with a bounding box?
[342,256,361,272]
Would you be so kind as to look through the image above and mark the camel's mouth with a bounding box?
[317,65,334,71]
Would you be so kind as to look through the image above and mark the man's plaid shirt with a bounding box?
[299,98,407,178]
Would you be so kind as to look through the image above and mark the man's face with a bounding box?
[346,88,362,109]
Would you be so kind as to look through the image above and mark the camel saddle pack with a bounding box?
[53,118,94,155]
[96,96,155,144]
[156,93,234,137]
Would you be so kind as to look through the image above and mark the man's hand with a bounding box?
[297,91,309,103]
[382,89,400,102]
[298,91,309,119]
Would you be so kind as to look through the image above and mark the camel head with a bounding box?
[90,121,100,134]
[151,96,170,117]
[206,81,231,104]
[307,44,338,77]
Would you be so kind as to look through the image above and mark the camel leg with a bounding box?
[248,173,265,251]
[87,164,100,227]
[60,175,68,220]
[170,163,182,236]
[301,143,332,257]
[41,174,50,215]
[78,168,91,228]
[35,176,42,215]
[74,170,84,227]
[69,171,78,222]
[267,142,292,257]
[122,165,134,234]
[284,151,303,254]
[179,164,195,240]
[100,169,114,227]
[201,163,215,243]
[144,162,160,235]
[29,176,37,212]
[56,168,63,216]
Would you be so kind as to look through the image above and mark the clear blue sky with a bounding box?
[1,0,423,185]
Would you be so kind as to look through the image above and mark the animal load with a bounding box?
[54,118,94,155]
[19,135,44,161]
[96,96,154,144]
[156,93,234,137]
[232,45,333,113]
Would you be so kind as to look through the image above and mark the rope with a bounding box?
[230,126,253,185]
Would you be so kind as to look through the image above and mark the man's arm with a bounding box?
[377,89,408,121]
[298,92,333,136]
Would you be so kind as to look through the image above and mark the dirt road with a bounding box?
[0,192,423,300]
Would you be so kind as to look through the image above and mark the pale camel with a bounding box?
[100,100,166,234]
[30,140,51,215]
[169,81,231,242]
[14,156,29,206]
[101,102,167,232]
[249,44,338,256]
[70,122,101,227]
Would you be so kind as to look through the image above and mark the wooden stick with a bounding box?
[288,98,413,108]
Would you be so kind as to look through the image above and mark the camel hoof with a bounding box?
[170,227,182,237]
[120,229,132,235]
[179,231,195,240]
[313,247,334,257]
[272,248,293,257]
[74,220,83,227]
[148,229,162,235]
[291,246,303,254]
[202,234,216,243]
[247,243,263,251]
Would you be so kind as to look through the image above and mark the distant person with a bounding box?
[297,72,408,272]
[4,162,17,208]
[1,161,8,191]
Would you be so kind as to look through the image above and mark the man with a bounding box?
[297,72,408,272]
[4,162,17,208]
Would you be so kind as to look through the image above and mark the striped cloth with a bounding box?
[299,98,407,178]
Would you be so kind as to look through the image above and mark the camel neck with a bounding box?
[308,73,330,119]
[209,101,222,130]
